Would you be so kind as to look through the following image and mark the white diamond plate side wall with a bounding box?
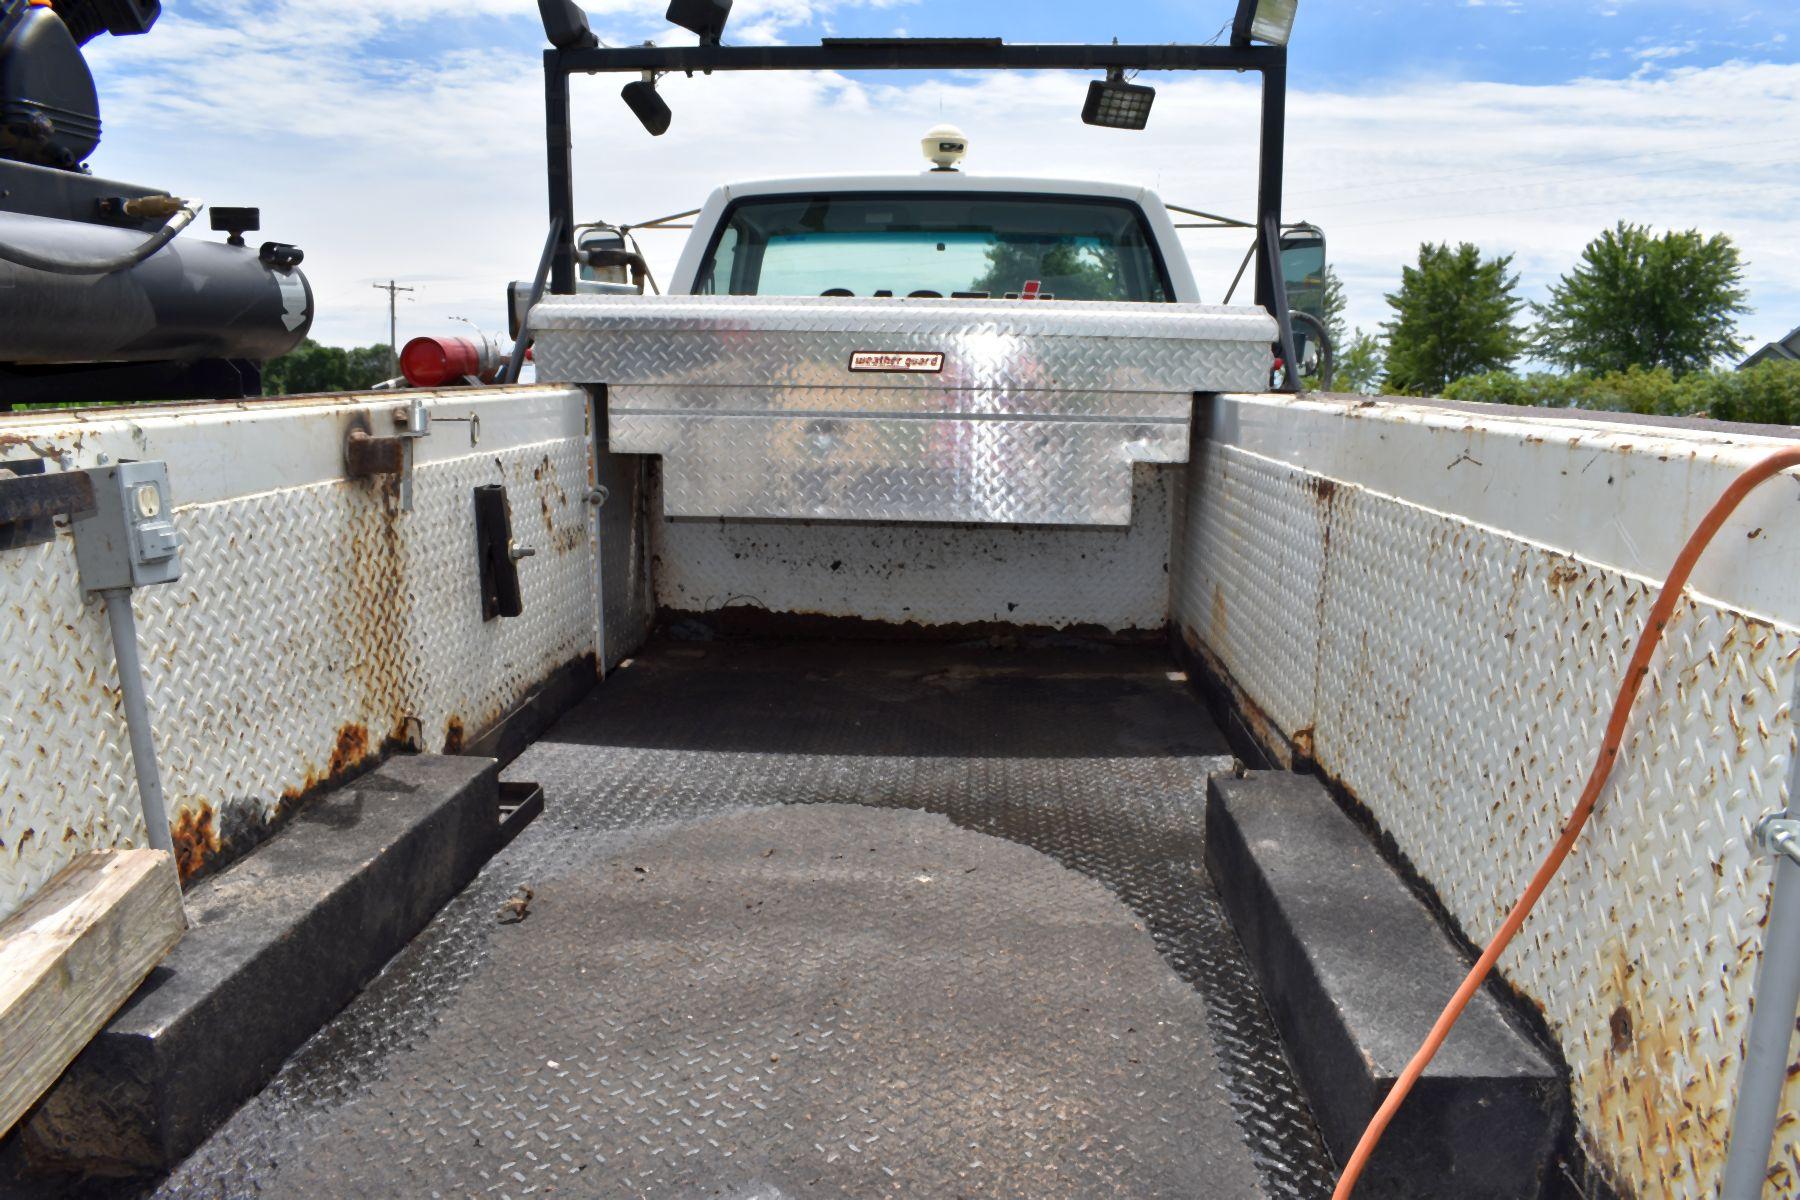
[0,389,596,918]
[1174,401,1800,1199]
[0,536,137,893]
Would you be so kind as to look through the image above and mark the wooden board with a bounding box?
[0,850,184,1137]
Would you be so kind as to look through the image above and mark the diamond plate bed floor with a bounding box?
[120,637,1339,1199]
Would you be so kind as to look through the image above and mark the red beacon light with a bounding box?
[399,335,504,388]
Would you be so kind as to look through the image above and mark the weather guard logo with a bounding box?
[847,351,945,374]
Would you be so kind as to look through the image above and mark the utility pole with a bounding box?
[372,280,415,377]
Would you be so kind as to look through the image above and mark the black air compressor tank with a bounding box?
[0,210,313,365]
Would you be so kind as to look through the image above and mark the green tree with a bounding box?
[1318,266,1348,349]
[970,239,1127,301]
[1380,242,1525,396]
[1699,362,1800,424]
[1441,361,1800,425]
[1330,328,1385,394]
[1532,222,1748,376]
[1443,370,1584,409]
[1296,266,1351,387]
[1446,366,1683,414]
[262,340,395,396]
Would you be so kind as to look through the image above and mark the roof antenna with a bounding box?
[922,124,968,172]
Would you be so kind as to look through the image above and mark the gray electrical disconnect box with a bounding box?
[71,462,184,592]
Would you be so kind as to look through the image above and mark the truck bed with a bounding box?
[124,636,1335,1199]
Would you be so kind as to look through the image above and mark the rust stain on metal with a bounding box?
[335,438,416,775]
[1547,560,1584,596]
[1306,471,1344,724]
[552,525,583,556]
[1610,1004,1634,1054]
[1595,941,1733,1194]
[0,432,67,459]
[535,452,568,539]
[1178,625,1299,770]
[171,803,220,881]
[328,722,372,777]
[444,715,466,755]
[345,429,406,478]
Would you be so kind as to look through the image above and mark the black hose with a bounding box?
[1289,310,1335,391]
[0,200,204,276]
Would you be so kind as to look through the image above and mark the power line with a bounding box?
[372,279,416,377]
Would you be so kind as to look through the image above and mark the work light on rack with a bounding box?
[1233,0,1298,46]
[665,0,731,46]
[1082,68,1156,130]
[622,71,673,136]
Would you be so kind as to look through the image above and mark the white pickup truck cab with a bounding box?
[666,172,1202,303]
[530,155,1275,529]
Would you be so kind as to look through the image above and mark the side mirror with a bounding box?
[1278,225,1327,325]
[1278,225,1327,366]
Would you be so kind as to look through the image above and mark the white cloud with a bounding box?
[1630,42,1696,60]
[82,5,1800,358]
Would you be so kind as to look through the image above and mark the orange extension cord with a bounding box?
[1333,445,1800,1200]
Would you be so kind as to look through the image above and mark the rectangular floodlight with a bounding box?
[1082,77,1156,130]
[1235,0,1298,46]
[667,0,731,45]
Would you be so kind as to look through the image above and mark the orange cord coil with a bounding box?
[1333,445,1800,1199]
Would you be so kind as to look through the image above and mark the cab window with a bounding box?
[697,193,1172,302]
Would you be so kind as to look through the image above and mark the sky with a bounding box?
[80,0,1800,359]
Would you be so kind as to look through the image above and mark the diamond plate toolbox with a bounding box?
[0,387,597,922]
[531,295,1274,525]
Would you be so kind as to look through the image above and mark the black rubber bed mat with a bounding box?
[74,637,1339,1199]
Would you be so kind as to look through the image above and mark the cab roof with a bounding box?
[704,173,1169,205]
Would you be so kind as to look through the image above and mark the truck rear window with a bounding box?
[696,193,1172,302]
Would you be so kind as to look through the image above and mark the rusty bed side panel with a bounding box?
[0,388,597,907]
[1172,412,1800,1199]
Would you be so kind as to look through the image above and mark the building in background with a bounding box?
[1742,324,1800,369]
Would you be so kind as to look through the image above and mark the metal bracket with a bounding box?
[0,460,96,550]
[345,402,433,512]
[346,429,407,478]
[474,484,533,621]
[1755,815,1800,869]
[433,412,481,446]
[392,399,432,512]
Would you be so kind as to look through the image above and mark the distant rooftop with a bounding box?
[1742,325,1800,370]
